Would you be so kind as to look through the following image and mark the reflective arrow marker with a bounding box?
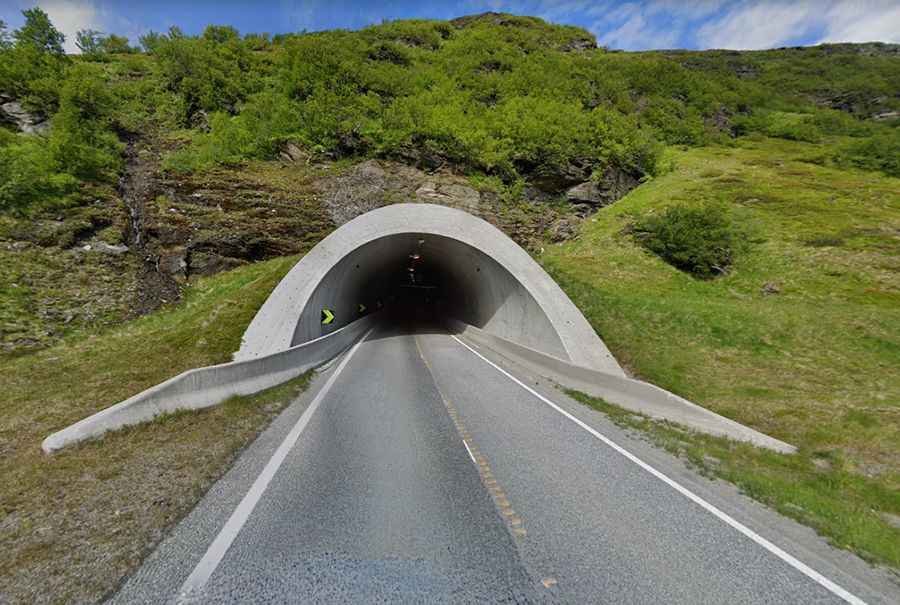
[321,308,334,325]
[357,303,366,314]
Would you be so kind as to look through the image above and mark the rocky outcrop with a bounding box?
[561,37,595,52]
[316,159,580,247]
[565,166,640,215]
[415,181,481,214]
[319,159,486,225]
[529,158,593,193]
[0,95,50,134]
[874,111,900,121]
[278,142,311,163]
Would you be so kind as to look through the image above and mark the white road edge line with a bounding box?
[462,438,478,465]
[450,335,867,605]
[177,328,375,602]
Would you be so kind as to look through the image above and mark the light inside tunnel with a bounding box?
[290,233,569,360]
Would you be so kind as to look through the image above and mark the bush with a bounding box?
[733,110,821,142]
[0,137,78,214]
[164,91,304,172]
[633,204,742,278]
[0,9,68,114]
[833,130,900,177]
[151,27,262,121]
[49,63,122,181]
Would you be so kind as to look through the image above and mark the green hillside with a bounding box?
[0,9,898,603]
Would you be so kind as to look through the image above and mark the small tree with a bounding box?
[100,34,135,54]
[75,29,104,57]
[14,8,65,55]
[49,63,122,180]
[139,30,164,53]
[203,25,240,44]
[0,20,11,50]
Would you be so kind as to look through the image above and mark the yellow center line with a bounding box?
[414,334,527,540]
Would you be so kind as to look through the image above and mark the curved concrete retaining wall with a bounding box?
[236,203,624,376]
[42,316,376,453]
[449,320,796,454]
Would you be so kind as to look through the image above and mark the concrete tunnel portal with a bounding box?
[236,204,623,375]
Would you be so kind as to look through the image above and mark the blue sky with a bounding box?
[2,1,899,53]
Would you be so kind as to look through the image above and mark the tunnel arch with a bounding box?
[236,203,623,374]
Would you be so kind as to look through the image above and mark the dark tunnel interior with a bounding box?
[289,234,569,359]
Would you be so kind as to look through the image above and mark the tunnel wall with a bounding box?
[236,203,624,375]
[294,233,569,359]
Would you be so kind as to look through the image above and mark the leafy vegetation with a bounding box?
[2,10,899,216]
[0,256,301,604]
[541,137,899,566]
[0,9,120,214]
[833,130,900,177]
[631,203,744,278]
[567,390,900,568]
[75,29,138,58]
[0,9,898,592]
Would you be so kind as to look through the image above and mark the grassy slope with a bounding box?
[0,256,300,604]
[542,136,900,565]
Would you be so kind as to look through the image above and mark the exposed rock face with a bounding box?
[320,159,489,226]
[707,106,734,135]
[529,158,593,192]
[874,111,900,121]
[317,159,579,247]
[279,142,311,163]
[561,37,595,52]
[0,96,50,134]
[188,251,244,277]
[415,181,481,214]
[87,242,129,255]
[565,166,640,214]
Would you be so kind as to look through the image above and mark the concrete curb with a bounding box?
[41,316,376,453]
[449,321,797,454]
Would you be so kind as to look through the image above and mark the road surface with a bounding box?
[112,324,899,604]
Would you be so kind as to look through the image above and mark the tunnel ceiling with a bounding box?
[236,204,623,374]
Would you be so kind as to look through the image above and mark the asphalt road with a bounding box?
[112,325,900,604]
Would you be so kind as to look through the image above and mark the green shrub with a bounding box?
[0,9,68,114]
[164,91,304,172]
[833,130,900,177]
[0,137,78,214]
[733,110,821,142]
[764,111,821,142]
[812,109,872,137]
[151,27,262,121]
[632,204,742,278]
[49,63,122,181]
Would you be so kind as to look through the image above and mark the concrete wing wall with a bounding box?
[42,316,376,453]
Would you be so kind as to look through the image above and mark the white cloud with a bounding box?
[598,12,679,50]
[470,0,900,50]
[698,0,900,50]
[584,0,728,50]
[8,0,148,53]
[818,0,900,43]
[697,1,818,50]
[40,0,102,53]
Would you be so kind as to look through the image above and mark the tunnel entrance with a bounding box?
[292,233,568,360]
[237,204,623,375]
